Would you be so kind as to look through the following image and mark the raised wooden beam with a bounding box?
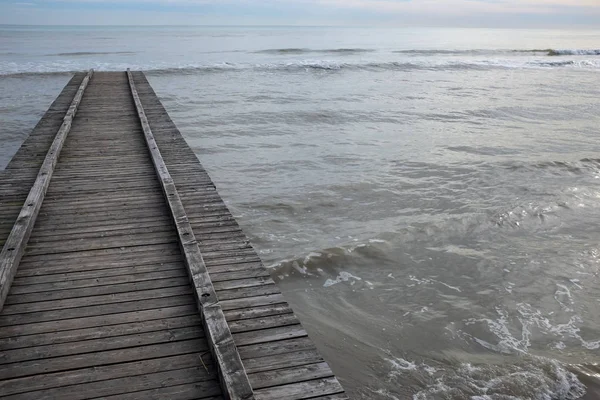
[126,69,254,400]
[0,69,94,311]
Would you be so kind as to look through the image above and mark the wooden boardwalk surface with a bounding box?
[0,71,346,400]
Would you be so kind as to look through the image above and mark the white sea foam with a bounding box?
[291,260,310,275]
[3,57,600,77]
[303,252,322,265]
[550,49,600,55]
[389,356,588,400]
[516,304,600,350]
[323,271,362,287]
[554,284,574,312]
[437,281,462,292]
[385,357,418,377]
[464,304,600,354]
[465,307,530,354]
[408,275,462,293]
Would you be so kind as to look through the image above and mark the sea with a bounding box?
[2,25,600,399]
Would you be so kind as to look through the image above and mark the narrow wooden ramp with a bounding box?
[0,71,346,400]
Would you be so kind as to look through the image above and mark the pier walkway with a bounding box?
[0,71,346,400]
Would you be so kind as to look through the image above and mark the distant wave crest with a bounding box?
[256,48,600,56]
[255,48,375,55]
[47,51,136,57]
[394,48,600,56]
[2,58,600,78]
[143,59,600,75]
[548,49,600,56]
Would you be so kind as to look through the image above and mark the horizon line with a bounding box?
[1,23,598,30]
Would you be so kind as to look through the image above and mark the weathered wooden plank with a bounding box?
[205,262,266,275]
[2,367,219,400]
[11,264,184,286]
[228,314,299,334]
[0,314,201,350]
[0,295,193,327]
[217,284,281,301]
[196,232,249,244]
[5,276,189,303]
[16,256,182,276]
[224,304,294,322]
[0,325,204,364]
[237,337,316,360]
[210,269,272,284]
[243,349,324,374]
[33,207,169,225]
[34,193,167,210]
[213,277,275,292]
[23,232,178,255]
[220,294,287,311]
[128,69,254,400]
[28,216,173,238]
[2,285,191,315]
[46,177,161,189]
[90,382,222,400]
[248,362,333,390]
[197,242,255,255]
[201,249,260,262]
[253,378,344,400]
[27,214,171,233]
[0,353,212,397]
[44,183,163,196]
[202,255,262,267]
[40,189,164,203]
[0,338,209,380]
[233,325,307,347]
[19,242,180,264]
[0,69,94,311]
[0,304,197,339]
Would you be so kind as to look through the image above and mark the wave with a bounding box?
[534,60,575,67]
[383,355,586,400]
[507,158,600,174]
[254,48,375,55]
[47,51,136,57]
[393,48,600,57]
[2,58,600,77]
[267,238,397,287]
[257,48,600,56]
[0,70,76,78]
[145,59,600,75]
[394,49,549,56]
[549,49,600,56]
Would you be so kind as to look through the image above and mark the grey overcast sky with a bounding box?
[1,0,599,27]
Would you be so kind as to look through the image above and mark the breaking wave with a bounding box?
[382,355,587,400]
[393,48,600,56]
[47,51,136,57]
[254,48,376,55]
[507,158,600,174]
[549,49,600,56]
[2,57,600,77]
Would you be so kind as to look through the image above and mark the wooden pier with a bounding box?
[0,71,346,400]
